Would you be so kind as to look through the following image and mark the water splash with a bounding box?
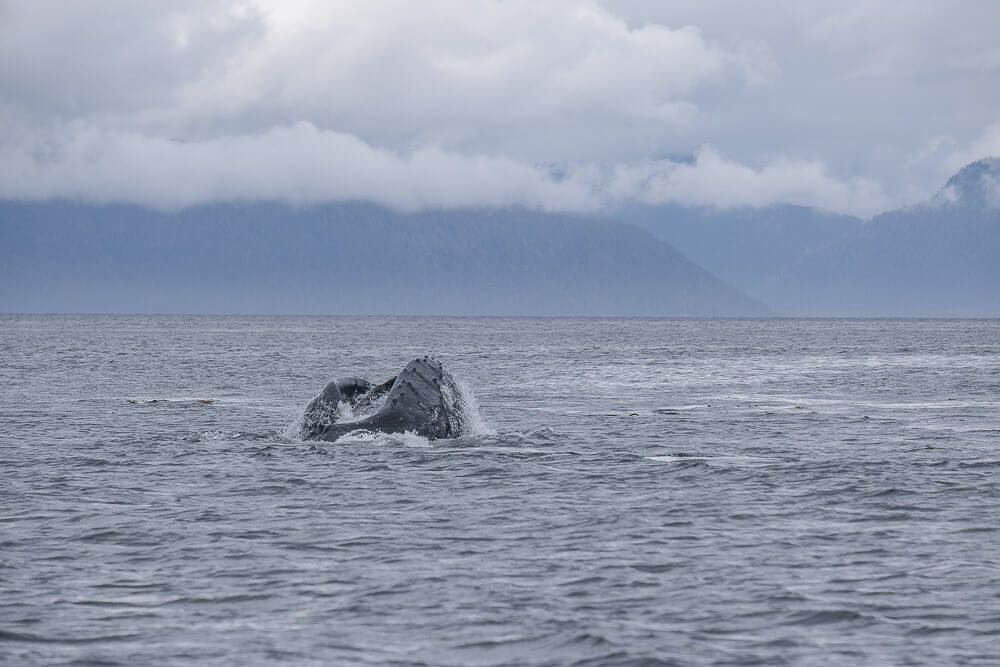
[450,377,495,437]
[282,413,306,441]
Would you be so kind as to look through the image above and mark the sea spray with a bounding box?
[452,377,495,437]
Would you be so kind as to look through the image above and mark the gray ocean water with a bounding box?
[2,315,1000,666]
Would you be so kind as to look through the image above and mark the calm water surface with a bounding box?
[2,316,999,666]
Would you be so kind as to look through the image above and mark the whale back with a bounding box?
[375,357,456,438]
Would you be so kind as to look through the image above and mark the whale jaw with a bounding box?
[305,357,463,442]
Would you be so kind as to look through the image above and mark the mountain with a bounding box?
[936,157,1000,209]
[784,160,1000,316]
[619,159,1000,316]
[0,201,764,316]
[619,203,864,312]
[6,160,994,317]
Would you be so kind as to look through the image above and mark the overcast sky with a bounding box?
[1,0,998,216]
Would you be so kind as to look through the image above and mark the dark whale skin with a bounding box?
[304,357,462,442]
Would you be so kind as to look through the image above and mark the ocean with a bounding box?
[2,315,999,665]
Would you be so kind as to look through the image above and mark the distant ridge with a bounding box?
[0,201,764,316]
[619,160,1000,317]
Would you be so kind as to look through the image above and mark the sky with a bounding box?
[0,0,998,217]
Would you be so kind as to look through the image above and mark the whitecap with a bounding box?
[645,454,778,464]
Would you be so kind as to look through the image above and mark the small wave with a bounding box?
[787,608,871,626]
[653,404,710,414]
[0,629,142,644]
[506,426,564,441]
[432,445,552,456]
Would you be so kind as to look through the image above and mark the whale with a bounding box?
[301,357,465,441]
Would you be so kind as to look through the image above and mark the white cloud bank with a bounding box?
[0,0,997,216]
[0,122,890,216]
[0,122,595,211]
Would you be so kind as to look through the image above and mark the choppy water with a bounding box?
[2,316,1000,666]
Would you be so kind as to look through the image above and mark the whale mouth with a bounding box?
[293,358,492,442]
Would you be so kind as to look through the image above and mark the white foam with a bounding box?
[332,429,431,448]
[645,455,777,463]
[190,429,241,441]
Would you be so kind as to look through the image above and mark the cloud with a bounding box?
[0,121,886,216]
[0,1,262,118]
[0,0,743,159]
[596,148,889,216]
[943,124,1000,174]
[0,1,998,215]
[0,121,597,211]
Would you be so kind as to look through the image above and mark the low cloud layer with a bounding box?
[1,1,998,216]
[0,122,892,216]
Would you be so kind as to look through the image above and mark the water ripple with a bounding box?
[2,316,1000,665]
